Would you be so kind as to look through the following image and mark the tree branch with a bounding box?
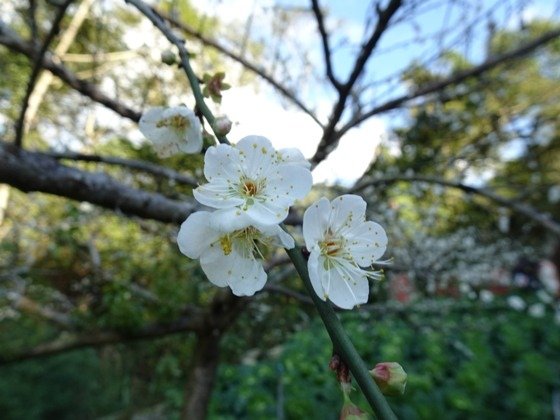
[326,27,560,158]
[310,0,403,166]
[352,174,560,236]
[48,151,198,186]
[0,21,142,122]
[0,140,197,224]
[155,6,323,128]
[0,310,206,365]
[14,0,74,147]
[310,0,341,90]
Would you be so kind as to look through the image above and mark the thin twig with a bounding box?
[310,0,341,90]
[14,0,74,147]
[125,0,230,144]
[352,174,560,236]
[48,151,198,186]
[311,0,403,167]
[312,27,560,165]
[156,6,323,128]
[0,21,142,122]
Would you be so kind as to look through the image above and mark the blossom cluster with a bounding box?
[139,106,388,308]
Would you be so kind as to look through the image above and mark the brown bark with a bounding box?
[182,331,222,420]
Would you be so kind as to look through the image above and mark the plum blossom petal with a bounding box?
[139,106,202,156]
[302,195,388,309]
[194,135,313,227]
[177,211,294,296]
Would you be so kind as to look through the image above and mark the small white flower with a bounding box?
[528,303,545,318]
[303,195,388,309]
[194,135,312,227]
[507,295,526,311]
[139,106,202,157]
[480,290,494,303]
[177,211,294,296]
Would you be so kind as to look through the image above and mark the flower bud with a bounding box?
[161,49,177,65]
[212,116,232,136]
[370,362,407,396]
[339,383,370,420]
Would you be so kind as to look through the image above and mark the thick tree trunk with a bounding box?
[182,330,222,420]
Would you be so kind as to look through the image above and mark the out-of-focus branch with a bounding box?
[311,0,402,167]
[310,0,341,90]
[0,310,206,365]
[48,151,198,186]
[314,27,560,164]
[6,292,74,328]
[155,6,323,128]
[0,140,198,225]
[0,21,142,122]
[352,174,560,236]
[14,1,75,146]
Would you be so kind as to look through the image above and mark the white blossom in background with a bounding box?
[303,195,388,309]
[194,135,312,228]
[177,211,294,296]
[507,295,526,311]
[528,303,546,318]
[139,106,202,157]
[480,290,494,303]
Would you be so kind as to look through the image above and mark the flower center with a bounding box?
[219,236,232,255]
[156,114,190,130]
[242,180,258,196]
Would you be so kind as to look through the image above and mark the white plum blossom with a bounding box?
[507,295,526,311]
[177,210,294,296]
[528,303,546,318]
[139,106,202,157]
[193,135,312,227]
[303,195,388,309]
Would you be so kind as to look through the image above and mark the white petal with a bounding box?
[245,200,289,225]
[265,165,312,201]
[303,197,331,249]
[307,250,327,301]
[203,144,243,183]
[199,244,233,287]
[236,135,275,179]
[177,211,220,259]
[345,221,388,266]
[227,256,267,296]
[193,180,245,209]
[326,259,369,309]
[259,224,295,249]
[277,148,311,168]
[210,208,253,231]
[329,194,367,232]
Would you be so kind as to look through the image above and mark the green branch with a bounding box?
[286,246,397,420]
[125,0,230,145]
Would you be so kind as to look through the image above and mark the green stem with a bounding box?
[126,0,229,145]
[286,246,397,420]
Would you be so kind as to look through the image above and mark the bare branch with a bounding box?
[7,292,74,328]
[311,0,403,167]
[0,140,197,225]
[0,21,142,122]
[310,0,341,90]
[48,151,198,186]
[14,0,75,147]
[0,310,206,365]
[316,27,560,164]
[352,174,560,236]
[156,6,323,127]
